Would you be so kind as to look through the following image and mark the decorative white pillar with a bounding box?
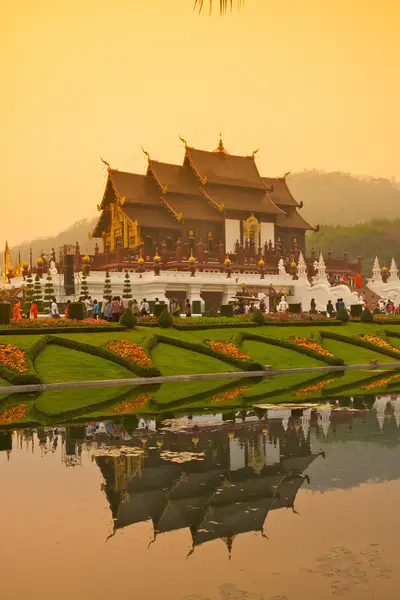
[389,258,399,282]
[296,251,308,280]
[317,408,331,439]
[372,257,382,283]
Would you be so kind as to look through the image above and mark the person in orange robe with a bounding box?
[64,300,70,319]
[30,303,38,319]
[13,301,22,321]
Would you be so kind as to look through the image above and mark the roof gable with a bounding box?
[262,177,299,207]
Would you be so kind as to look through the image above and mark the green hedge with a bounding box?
[220,304,234,318]
[288,303,301,313]
[0,326,125,335]
[321,330,400,360]
[144,333,264,372]
[235,332,344,366]
[68,302,86,320]
[0,303,12,325]
[350,304,363,317]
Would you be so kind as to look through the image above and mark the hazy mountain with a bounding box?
[289,170,400,226]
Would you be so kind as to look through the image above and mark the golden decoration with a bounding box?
[258,257,265,268]
[214,132,228,155]
[138,249,145,265]
[100,157,111,170]
[154,248,161,263]
[179,135,189,148]
[290,260,297,269]
[37,257,44,266]
[252,148,259,159]
[88,232,93,240]
[83,255,90,264]
[228,431,235,440]
[224,253,231,266]
[188,249,196,264]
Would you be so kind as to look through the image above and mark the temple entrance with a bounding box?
[243,215,260,245]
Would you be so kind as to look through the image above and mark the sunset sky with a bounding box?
[2,0,399,246]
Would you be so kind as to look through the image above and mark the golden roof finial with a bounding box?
[280,170,291,182]
[100,157,111,171]
[141,147,151,161]
[179,135,189,148]
[252,148,259,159]
[214,132,228,154]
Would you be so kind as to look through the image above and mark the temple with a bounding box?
[90,136,316,271]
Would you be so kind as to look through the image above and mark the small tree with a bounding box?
[103,270,112,299]
[120,306,136,329]
[361,307,374,322]
[33,275,43,310]
[336,307,349,322]
[158,309,173,328]
[251,308,265,325]
[122,272,132,301]
[24,271,35,311]
[79,273,89,301]
[43,271,55,311]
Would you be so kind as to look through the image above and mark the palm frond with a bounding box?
[194,0,244,15]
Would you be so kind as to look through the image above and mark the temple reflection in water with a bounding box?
[2,395,400,555]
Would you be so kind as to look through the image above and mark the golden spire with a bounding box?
[2,241,12,284]
[141,147,151,161]
[100,157,111,171]
[214,132,228,155]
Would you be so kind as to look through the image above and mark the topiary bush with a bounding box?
[220,304,234,318]
[350,304,363,317]
[119,306,136,329]
[68,302,86,320]
[361,307,374,322]
[373,308,381,314]
[251,309,265,325]
[0,302,12,325]
[336,307,349,322]
[158,309,173,328]
[153,303,166,318]
[288,303,301,313]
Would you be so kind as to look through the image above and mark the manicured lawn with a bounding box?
[152,379,238,405]
[35,346,135,383]
[241,340,325,368]
[321,338,396,364]
[151,343,237,376]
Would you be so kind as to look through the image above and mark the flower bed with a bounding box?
[137,315,158,325]
[0,403,28,425]
[0,344,28,373]
[361,335,400,354]
[264,312,328,322]
[211,386,251,404]
[363,374,400,390]
[292,337,334,357]
[296,379,334,396]
[106,340,152,366]
[9,318,113,329]
[108,394,152,414]
[206,340,250,361]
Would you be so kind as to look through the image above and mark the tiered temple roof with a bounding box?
[91,137,314,237]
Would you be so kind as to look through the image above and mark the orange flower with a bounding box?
[207,341,250,361]
[292,337,334,357]
[296,379,334,396]
[0,403,28,425]
[211,386,251,404]
[0,344,28,373]
[362,335,400,354]
[106,340,152,366]
[108,394,152,414]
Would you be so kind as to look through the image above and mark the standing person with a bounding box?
[140,298,150,316]
[154,297,160,305]
[185,298,191,318]
[326,300,334,317]
[64,299,71,319]
[259,297,266,313]
[338,298,345,310]
[87,296,95,318]
[118,296,124,316]
[13,301,22,321]
[51,297,59,319]
[335,298,341,313]
[110,296,121,322]
[103,297,112,321]
[84,296,92,316]
[310,298,317,314]
[30,302,38,319]
[93,299,100,320]
[132,299,140,316]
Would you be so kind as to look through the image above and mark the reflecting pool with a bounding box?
[1,394,400,599]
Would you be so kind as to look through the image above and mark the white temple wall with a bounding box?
[260,222,275,248]
[224,219,241,253]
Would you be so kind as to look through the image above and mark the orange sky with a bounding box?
[2,0,399,246]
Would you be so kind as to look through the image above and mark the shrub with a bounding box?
[373,308,381,315]
[361,307,374,322]
[350,304,363,317]
[0,302,12,325]
[251,309,265,325]
[336,307,349,322]
[153,303,166,318]
[158,309,173,328]
[288,303,301,313]
[119,306,136,329]
[220,304,234,318]
[68,302,86,320]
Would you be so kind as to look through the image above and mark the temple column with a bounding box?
[186,283,205,314]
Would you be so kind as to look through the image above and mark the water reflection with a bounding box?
[2,395,400,599]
